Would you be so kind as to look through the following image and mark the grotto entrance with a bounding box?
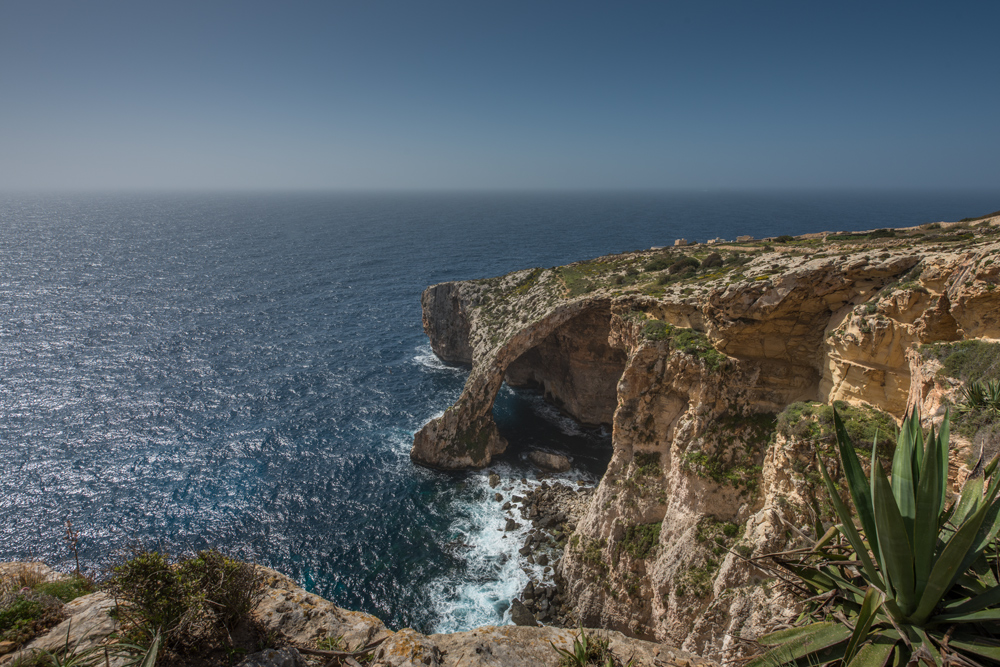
[492,307,626,477]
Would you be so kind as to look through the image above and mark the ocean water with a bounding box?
[2,189,998,631]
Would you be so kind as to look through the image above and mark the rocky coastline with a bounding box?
[6,213,1000,667]
[411,214,1000,662]
[502,480,593,627]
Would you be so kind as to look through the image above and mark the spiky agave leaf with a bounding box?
[747,622,853,667]
[988,379,1000,415]
[961,381,987,413]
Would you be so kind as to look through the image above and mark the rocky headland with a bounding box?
[411,213,1000,662]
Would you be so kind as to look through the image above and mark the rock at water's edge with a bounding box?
[528,450,571,473]
[509,599,538,626]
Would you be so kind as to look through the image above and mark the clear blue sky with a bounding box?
[2,1,998,191]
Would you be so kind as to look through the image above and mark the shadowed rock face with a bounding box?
[504,308,626,426]
[422,283,473,365]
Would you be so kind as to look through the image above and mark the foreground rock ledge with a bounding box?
[0,563,716,667]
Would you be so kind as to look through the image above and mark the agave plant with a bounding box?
[750,407,1000,666]
[960,379,1000,416]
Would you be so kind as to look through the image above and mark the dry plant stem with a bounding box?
[64,520,81,577]
[298,636,388,658]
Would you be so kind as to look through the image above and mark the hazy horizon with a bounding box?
[3,1,999,192]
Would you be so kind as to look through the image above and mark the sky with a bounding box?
[1,1,999,192]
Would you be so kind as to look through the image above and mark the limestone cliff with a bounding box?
[412,215,1000,661]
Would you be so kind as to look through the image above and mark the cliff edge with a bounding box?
[0,562,713,667]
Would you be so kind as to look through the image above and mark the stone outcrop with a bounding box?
[412,216,1000,661]
[1,563,714,667]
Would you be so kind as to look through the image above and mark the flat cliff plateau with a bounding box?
[412,214,1000,662]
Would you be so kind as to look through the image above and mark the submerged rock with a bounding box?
[527,451,571,473]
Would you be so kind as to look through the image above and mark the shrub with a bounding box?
[750,408,1000,666]
[106,548,265,650]
[619,523,661,559]
[775,400,896,462]
[922,340,1000,384]
[0,567,91,648]
[960,209,1000,223]
[668,256,700,275]
[701,252,723,268]
[725,252,749,267]
[633,451,661,477]
[0,596,52,646]
[775,235,794,243]
[638,318,728,370]
[107,550,191,644]
[642,319,670,341]
[643,256,672,272]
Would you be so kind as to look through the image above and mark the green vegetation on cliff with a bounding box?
[775,400,897,461]
[921,339,1000,384]
[674,518,742,599]
[627,312,729,371]
[920,339,1000,452]
[0,566,93,651]
[682,411,775,495]
[618,523,661,560]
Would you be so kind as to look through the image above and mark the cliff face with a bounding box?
[412,216,1000,661]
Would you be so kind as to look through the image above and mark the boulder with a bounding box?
[509,600,537,627]
[527,451,570,473]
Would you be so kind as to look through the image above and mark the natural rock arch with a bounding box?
[412,298,625,469]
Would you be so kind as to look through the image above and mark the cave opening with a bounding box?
[491,307,626,478]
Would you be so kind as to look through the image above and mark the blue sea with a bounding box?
[2,190,998,631]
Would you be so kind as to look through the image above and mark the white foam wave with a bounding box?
[524,393,586,437]
[413,345,466,374]
[428,468,592,632]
